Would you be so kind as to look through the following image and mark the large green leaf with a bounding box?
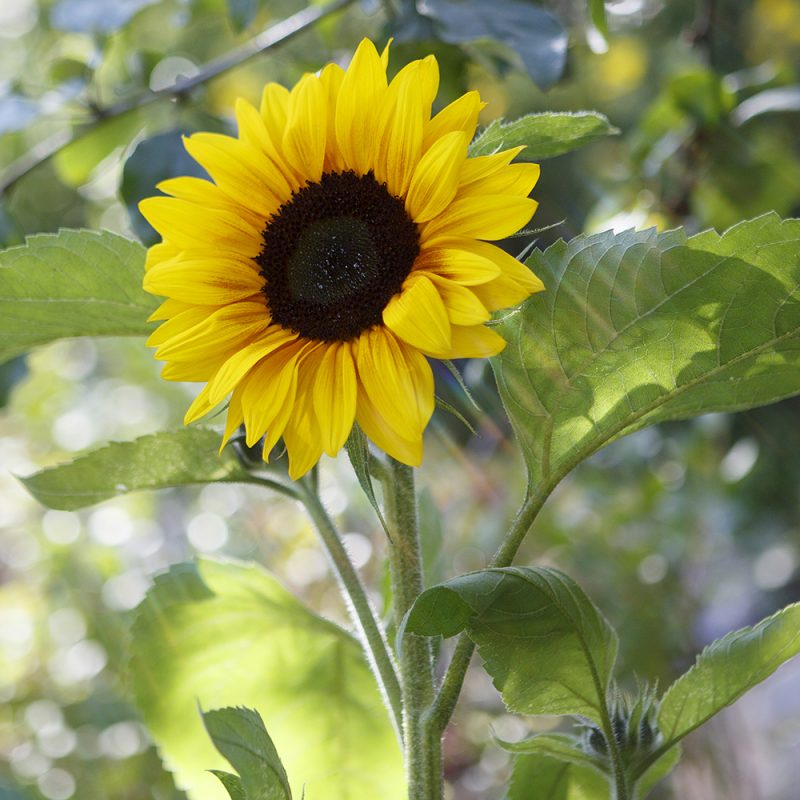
[507,754,608,800]
[21,429,255,510]
[130,559,403,800]
[651,602,800,764]
[0,228,156,365]
[203,707,291,800]
[492,213,800,493]
[405,567,618,722]
[470,112,618,160]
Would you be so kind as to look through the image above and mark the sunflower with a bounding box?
[140,39,543,479]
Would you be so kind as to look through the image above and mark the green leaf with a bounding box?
[203,707,291,800]
[589,0,608,37]
[130,558,403,800]
[507,754,609,800]
[653,602,800,760]
[420,0,568,90]
[498,733,605,774]
[470,112,619,160]
[344,425,388,534]
[21,429,254,510]
[492,213,800,494]
[210,771,247,800]
[405,567,618,722]
[0,228,156,365]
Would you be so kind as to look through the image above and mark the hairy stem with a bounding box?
[384,459,441,800]
[299,484,403,740]
[0,0,356,195]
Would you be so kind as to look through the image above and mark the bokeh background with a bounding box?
[1,0,800,798]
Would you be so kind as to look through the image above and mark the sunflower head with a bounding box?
[140,39,544,479]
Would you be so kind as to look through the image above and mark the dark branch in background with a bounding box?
[687,0,717,61]
[0,0,356,196]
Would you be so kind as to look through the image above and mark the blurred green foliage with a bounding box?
[1,0,799,798]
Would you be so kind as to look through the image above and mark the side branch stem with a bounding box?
[384,459,441,800]
[0,0,355,195]
[426,484,550,735]
[300,486,403,740]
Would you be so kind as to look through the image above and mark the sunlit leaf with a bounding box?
[492,213,800,494]
[405,567,618,722]
[130,559,404,800]
[0,229,155,365]
[471,112,618,160]
[21,429,253,510]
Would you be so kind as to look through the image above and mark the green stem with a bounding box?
[599,710,629,800]
[427,485,550,735]
[384,459,441,800]
[299,485,404,740]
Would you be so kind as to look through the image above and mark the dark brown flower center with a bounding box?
[257,171,420,342]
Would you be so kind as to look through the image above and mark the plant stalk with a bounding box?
[384,459,442,800]
[300,485,404,740]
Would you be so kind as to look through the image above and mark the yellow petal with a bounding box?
[282,346,327,479]
[241,342,303,447]
[205,325,298,406]
[147,305,214,347]
[458,162,540,199]
[139,196,262,256]
[336,38,388,174]
[182,133,288,216]
[355,383,423,467]
[460,239,545,309]
[145,241,181,272]
[219,385,245,452]
[152,301,268,362]
[418,55,440,118]
[355,328,434,440]
[427,274,490,325]
[421,195,538,244]
[373,60,425,196]
[406,131,469,222]
[412,242,501,285]
[446,324,507,358]
[382,273,451,356]
[161,360,216,382]
[458,147,524,187]
[148,297,193,322]
[423,91,484,151]
[283,73,327,184]
[313,341,357,456]
[144,257,263,304]
[260,82,290,147]
[184,382,219,425]
[320,62,346,172]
